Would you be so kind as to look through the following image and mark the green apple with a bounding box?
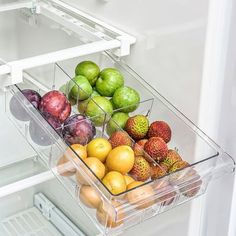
[112,86,140,112]
[106,112,129,135]
[75,61,100,86]
[68,75,93,101]
[96,68,124,97]
[78,90,100,114]
[86,96,113,126]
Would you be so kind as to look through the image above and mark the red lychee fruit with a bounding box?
[163,149,182,169]
[144,137,168,162]
[108,131,132,148]
[168,160,190,184]
[133,139,148,156]
[150,164,167,180]
[148,121,171,143]
[125,115,149,140]
[179,169,202,198]
[156,184,177,206]
[130,156,151,181]
[159,162,169,172]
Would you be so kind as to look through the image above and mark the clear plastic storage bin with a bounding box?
[5,52,235,236]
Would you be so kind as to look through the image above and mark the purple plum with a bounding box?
[9,89,41,121]
[63,114,96,145]
[29,113,62,146]
[39,90,71,123]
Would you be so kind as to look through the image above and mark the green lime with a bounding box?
[86,96,113,126]
[106,112,129,135]
[96,68,124,97]
[112,86,140,112]
[75,61,100,86]
[78,90,101,114]
[68,75,93,101]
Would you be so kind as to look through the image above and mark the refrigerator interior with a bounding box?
[0,0,235,236]
[0,179,100,236]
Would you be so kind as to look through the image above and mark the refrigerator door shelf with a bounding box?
[4,51,235,235]
[0,0,135,86]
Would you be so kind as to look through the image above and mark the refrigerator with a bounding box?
[0,0,235,235]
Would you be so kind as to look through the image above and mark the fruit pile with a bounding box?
[67,61,140,126]
[9,60,202,228]
[10,88,96,146]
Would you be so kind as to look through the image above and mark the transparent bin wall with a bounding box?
[0,7,82,63]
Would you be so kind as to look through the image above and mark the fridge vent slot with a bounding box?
[1,207,62,236]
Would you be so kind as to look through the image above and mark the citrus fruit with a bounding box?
[102,171,126,195]
[85,96,113,126]
[78,90,100,114]
[127,181,155,209]
[112,86,140,112]
[96,200,124,228]
[57,144,87,176]
[79,185,101,209]
[75,61,100,86]
[68,75,93,101]
[87,138,112,162]
[106,145,135,174]
[124,175,135,186]
[76,157,105,185]
[96,68,124,97]
[106,112,129,135]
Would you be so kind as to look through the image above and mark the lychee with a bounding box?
[179,169,202,197]
[108,131,132,148]
[144,137,168,162]
[150,164,167,180]
[159,162,169,172]
[168,160,190,184]
[156,185,176,206]
[169,160,189,173]
[125,115,149,140]
[130,156,151,181]
[148,121,171,143]
[133,139,148,156]
[163,149,182,168]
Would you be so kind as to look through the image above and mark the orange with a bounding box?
[76,157,105,185]
[79,185,101,209]
[96,200,124,228]
[124,175,135,186]
[127,181,155,209]
[57,156,76,177]
[87,138,112,162]
[106,145,135,174]
[102,171,126,195]
[57,144,87,176]
[69,144,87,160]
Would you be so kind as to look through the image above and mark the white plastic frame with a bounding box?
[0,0,136,85]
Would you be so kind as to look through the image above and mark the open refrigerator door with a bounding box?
[0,0,235,236]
